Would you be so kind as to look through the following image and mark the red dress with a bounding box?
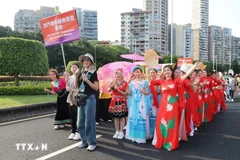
[220,79,227,110]
[183,79,193,135]
[150,78,184,151]
[198,83,204,125]
[190,83,201,127]
[199,77,214,122]
[210,78,222,114]
[108,81,128,118]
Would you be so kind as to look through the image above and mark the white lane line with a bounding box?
[35,134,103,160]
[0,113,55,126]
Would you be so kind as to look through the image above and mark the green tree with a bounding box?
[0,26,131,70]
[66,61,82,74]
[232,59,240,74]
[0,37,49,86]
[0,25,12,37]
[203,61,212,71]
[162,55,178,63]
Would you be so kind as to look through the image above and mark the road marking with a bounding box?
[0,113,55,126]
[36,134,102,160]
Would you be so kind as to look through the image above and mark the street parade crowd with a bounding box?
[44,53,240,152]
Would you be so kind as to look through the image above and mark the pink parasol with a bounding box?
[97,61,135,93]
[120,53,145,61]
[134,61,146,66]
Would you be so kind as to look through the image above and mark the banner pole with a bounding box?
[61,43,67,70]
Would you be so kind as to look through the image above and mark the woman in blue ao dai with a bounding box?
[125,66,152,143]
[148,68,162,136]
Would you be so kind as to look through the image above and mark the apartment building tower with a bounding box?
[121,10,151,53]
[74,8,98,40]
[222,28,232,65]
[191,0,209,61]
[208,25,222,64]
[14,6,56,33]
[232,36,240,63]
[169,23,193,58]
[143,0,169,54]
[208,26,233,65]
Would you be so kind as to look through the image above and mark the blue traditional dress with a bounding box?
[125,79,152,143]
[149,85,161,136]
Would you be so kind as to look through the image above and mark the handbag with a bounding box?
[76,93,89,107]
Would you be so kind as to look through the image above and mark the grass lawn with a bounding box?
[0,95,57,109]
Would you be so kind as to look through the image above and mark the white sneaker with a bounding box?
[231,99,234,102]
[73,132,81,141]
[65,124,71,127]
[77,141,87,148]
[59,125,65,129]
[190,131,194,137]
[117,132,124,139]
[108,120,113,123]
[113,131,119,139]
[96,122,100,126]
[87,145,97,151]
[54,125,59,130]
[68,133,75,140]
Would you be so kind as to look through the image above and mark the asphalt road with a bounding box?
[0,103,240,160]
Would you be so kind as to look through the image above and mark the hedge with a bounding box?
[0,86,52,95]
[66,61,82,74]
[0,76,51,82]
[0,37,49,76]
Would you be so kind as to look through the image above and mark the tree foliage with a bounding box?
[161,55,179,63]
[1,25,238,75]
[232,59,240,74]
[0,25,130,72]
[0,37,49,85]
[66,61,82,74]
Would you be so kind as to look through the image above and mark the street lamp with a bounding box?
[212,42,215,71]
[170,0,174,64]
[216,56,218,72]
[229,51,231,70]
[94,45,97,64]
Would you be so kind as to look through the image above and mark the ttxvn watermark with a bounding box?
[16,143,48,151]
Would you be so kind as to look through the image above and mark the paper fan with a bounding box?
[144,49,158,68]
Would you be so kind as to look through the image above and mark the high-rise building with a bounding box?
[74,8,98,40]
[191,0,209,61]
[14,6,56,33]
[232,36,240,63]
[143,0,168,54]
[208,26,233,65]
[222,27,232,65]
[121,10,151,53]
[208,25,222,64]
[169,23,193,58]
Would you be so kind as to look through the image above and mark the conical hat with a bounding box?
[161,63,176,70]
[195,63,206,70]
[144,49,158,68]
[180,63,193,73]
